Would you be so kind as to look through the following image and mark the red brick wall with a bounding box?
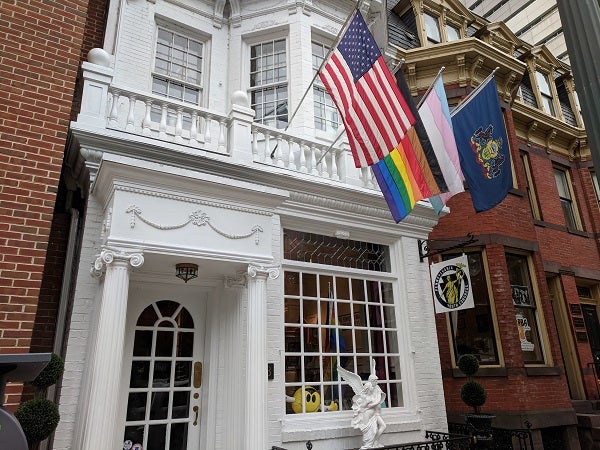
[0,0,107,408]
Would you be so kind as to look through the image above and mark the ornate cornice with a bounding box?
[91,247,144,278]
[115,185,272,217]
[225,270,248,288]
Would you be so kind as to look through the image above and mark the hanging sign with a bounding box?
[430,255,474,313]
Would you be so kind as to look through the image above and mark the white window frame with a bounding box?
[244,32,289,129]
[311,39,341,135]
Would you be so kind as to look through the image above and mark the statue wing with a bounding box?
[337,365,364,395]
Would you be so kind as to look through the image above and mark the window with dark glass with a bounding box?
[283,230,401,414]
[448,252,499,365]
[250,39,288,129]
[506,253,545,364]
[591,171,600,209]
[521,152,542,220]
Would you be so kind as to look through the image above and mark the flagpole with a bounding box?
[315,57,406,167]
[450,67,500,117]
[416,66,446,109]
[270,2,362,158]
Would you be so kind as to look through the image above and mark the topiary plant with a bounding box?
[32,353,64,389]
[14,398,60,444]
[457,354,487,414]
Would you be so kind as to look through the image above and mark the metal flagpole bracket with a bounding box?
[418,233,477,262]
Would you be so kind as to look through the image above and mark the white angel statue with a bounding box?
[338,359,387,449]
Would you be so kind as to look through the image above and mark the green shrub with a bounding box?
[14,398,60,444]
[461,380,487,409]
[32,353,64,389]
[457,354,480,376]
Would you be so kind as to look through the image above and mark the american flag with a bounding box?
[319,11,416,168]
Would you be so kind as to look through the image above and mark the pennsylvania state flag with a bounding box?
[451,76,512,212]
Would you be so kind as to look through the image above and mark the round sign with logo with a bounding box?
[123,440,133,450]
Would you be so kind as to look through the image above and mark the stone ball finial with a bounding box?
[231,90,249,108]
[87,48,111,67]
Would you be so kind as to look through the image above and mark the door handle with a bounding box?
[193,405,199,426]
[193,362,202,388]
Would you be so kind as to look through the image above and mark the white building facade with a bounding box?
[55,1,447,449]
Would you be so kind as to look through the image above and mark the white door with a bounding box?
[120,286,206,450]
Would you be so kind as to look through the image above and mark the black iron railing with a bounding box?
[448,422,534,450]
[271,432,471,450]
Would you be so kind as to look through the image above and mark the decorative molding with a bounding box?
[248,264,280,280]
[334,230,350,240]
[407,64,417,96]
[253,20,278,31]
[91,247,144,278]
[503,71,517,102]
[115,185,272,216]
[526,121,538,147]
[456,54,466,87]
[568,139,579,161]
[100,207,112,244]
[545,128,557,153]
[225,270,248,288]
[126,206,264,244]
[470,57,484,81]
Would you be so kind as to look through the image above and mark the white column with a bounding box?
[82,247,144,450]
[245,264,280,450]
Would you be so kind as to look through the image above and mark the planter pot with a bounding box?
[465,413,495,448]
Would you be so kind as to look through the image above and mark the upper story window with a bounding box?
[535,70,556,117]
[152,28,203,105]
[283,230,402,415]
[424,13,441,44]
[521,152,542,220]
[506,253,545,364]
[249,39,288,129]
[446,24,460,41]
[591,171,600,208]
[447,252,500,366]
[554,166,582,230]
[312,41,340,133]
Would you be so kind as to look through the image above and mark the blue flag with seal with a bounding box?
[451,75,512,212]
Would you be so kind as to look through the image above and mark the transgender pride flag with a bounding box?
[418,76,464,214]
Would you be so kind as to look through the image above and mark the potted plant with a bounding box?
[15,353,64,449]
[457,354,494,447]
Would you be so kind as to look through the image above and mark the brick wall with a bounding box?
[0,0,107,408]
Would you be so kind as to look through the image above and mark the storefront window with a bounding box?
[506,253,545,364]
[283,230,401,414]
[448,252,499,365]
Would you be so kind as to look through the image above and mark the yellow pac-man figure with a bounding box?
[290,386,320,413]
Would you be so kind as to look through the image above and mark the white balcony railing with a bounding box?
[76,49,376,190]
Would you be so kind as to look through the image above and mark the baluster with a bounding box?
[159,103,168,139]
[190,111,199,145]
[264,132,271,163]
[108,89,120,127]
[330,148,340,181]
[299,141,307,173]
[275,135,284,167]
[320,149,329,178]
[204,115,212,143]
[142,99,152,136]
[218,119,226,151]
[310,144,318,176]
[251,128,259,161]
[126,95,136,132]
[286,138,295,169]
[174,107,183,143]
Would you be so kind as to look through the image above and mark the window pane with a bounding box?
[448,252,499,365]
[424,14,441,43]
[507,253,545,364]
[283,267,402,414]
[446,24,460,41]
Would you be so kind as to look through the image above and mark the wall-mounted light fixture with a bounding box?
[175,263,198,283]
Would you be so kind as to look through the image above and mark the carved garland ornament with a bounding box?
[126,205,263,244]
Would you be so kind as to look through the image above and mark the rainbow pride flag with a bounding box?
[372,70,449,222]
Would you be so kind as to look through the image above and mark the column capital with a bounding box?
[91,247,144,278]
[225,270,247,289]
[247,264,280,280]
